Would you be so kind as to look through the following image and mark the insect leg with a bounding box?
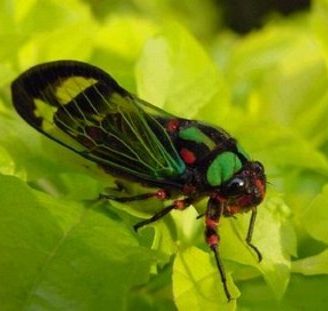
[133,197,193,231]
[205,197,232,301]
[245,208,262,262]
[99,189,169,203]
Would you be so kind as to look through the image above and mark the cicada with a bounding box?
[11,61,266,300]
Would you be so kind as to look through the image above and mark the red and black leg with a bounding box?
[205,197,232,301]
[100,187,192,231]
[245,208,262,262]
[133,197,193,232]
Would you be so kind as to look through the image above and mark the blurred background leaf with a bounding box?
[1,0,328,310]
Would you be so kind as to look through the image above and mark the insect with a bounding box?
[11,60,266,301]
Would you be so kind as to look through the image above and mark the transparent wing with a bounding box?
[11,60,186,181]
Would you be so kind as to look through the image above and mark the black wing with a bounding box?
[11,61,186,182]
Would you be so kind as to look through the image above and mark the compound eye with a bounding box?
[253,161,264,173]
[225,177,245,196]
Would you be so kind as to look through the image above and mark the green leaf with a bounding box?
[151,220,177,260]
[312,0,328,65]
[238,274,328,311]
[292,249,328,275]
[0,112,93,182]
[47,172,103,200]
[235,122,328,175]
[0,62,16,87]
[220,194,295,300]
[0,175,155,310]
[171,206,203,246]
[0,145,22,177]
[173,246,239,310]
[3,1,328,308]
[95,15,157,60]
[136,23,230,122]
[303,184,328,244]
[12,0,37,23]
[91,15,158,93]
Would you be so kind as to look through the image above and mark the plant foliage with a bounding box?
[0,0,328,310]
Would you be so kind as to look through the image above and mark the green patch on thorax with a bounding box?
[207,152,242,186]
[178,126,215,149]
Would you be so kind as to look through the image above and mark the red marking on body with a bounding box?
[166,119,180,133]
[211,192,226,203]
[226,205,242,215]
[154,189,168,200]
[174,199,186,210]
[237,195,253,208]
[256,178,266,199]
[207,234,219,247]
[180,148,196,164]
[205,218,218,228]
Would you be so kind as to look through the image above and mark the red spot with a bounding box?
[174,199,186,210]
[235,193,254,208]
[207,234,219,247]
[166,119,180,133]
[205,218,218,228]
[255,178,266,199]
[226,205,242,215]
[180,148,196,164]
[154,189,168,200]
